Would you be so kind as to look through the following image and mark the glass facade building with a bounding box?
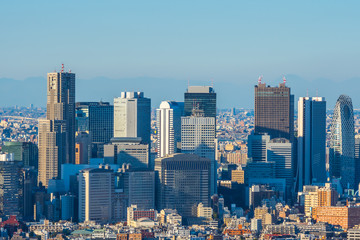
[184,86,216,118]
[329,95,355,190]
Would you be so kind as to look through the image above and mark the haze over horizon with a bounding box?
[1,1,360,108]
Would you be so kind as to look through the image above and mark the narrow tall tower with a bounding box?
[156,101,184,158]
[297,97,326,191]
[329,95,355,190]
[38,68,75,187]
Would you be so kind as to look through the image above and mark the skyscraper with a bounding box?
[155,153,211,218]
[38,68,75,187]
[156,101,184,158]
[78,166,114,223]
[254,80,294,141]
[181,111,216,195]
[184,86,216,118]
[247,134,270,162]
[114,92,151,145]
[267,138,293,200]
[75,102,114,144]
[2,141,38,168]
[104,138,149,168]
[329,95,355,190]
[297,97,327,191]
[0,153,23,217]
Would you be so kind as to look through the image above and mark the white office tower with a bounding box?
[156,101,184,158]
[114,92,151,145]
[181,110,216,195]
[297,97,326,192]
[78,166,114,223]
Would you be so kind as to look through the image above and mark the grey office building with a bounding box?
[0,153,23,217]
[155,153,211,218]
[184,86,216,118]
[75,102,114,144]
[254,82,294,141]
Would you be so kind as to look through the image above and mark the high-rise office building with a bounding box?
[38,119,67,187]
[355,137,360,189]
[254,81,294,141]
[38,69,75,187]
[46,70,76,163]
[104,138,149,168]
[184,86,216,118]
[297,97,326,191]
[156,101,184,158]
[75,132,91,164]
[78,166,114,223]
[114,92,151,145]
[123,170,155,210]
[2,141,38,168]
[155,154,211,218]
[181,112,216,195]
[75,102,114,144]
[247,134,270,162]
[0,153,23,217]
[267,138,293,200]
[329,95,355,190]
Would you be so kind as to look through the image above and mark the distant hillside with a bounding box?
[1,76,359,109]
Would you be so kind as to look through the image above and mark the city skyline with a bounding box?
[2,1,360,238]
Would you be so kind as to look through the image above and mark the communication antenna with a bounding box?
[283,76,286,84]
[61,64,64,73]
[258,75,263,85]
[316,89,319,97]
[306,89,309,97]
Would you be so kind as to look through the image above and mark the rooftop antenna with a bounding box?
[61,64,64,73]
[316,89,318,97]
[258,75,263,85]
[306,89,309,97]
[283,76,286,84]
[69,69,71,73]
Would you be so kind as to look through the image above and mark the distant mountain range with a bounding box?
[1,76,359,110]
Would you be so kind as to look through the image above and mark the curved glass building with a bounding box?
[329,95,355,190]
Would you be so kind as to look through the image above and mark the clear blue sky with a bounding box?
[1,1,360,84]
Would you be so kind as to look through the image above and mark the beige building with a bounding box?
[304,191,318,217]
[78,166,114,223]
[231,169,245,184]
[196,202,213,219]
[38,70,75,187]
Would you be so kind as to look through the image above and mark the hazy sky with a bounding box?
[1,1,360,84]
